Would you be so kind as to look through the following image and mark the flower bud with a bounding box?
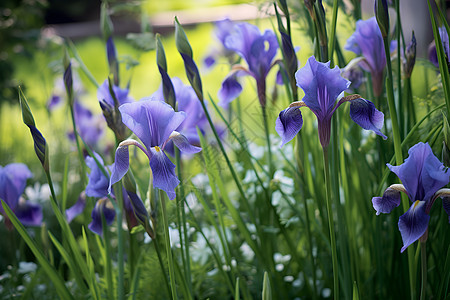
[404,32,416,78]
[156,34,176,108]
[175,17,203,101]
[375,0,389,38]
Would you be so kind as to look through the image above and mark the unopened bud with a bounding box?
[375,0,389,38]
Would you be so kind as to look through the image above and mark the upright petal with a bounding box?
[224,22,261,62]
[372,184,404,215]
[345,17,386,75]
[388,142,448,202]
[119,99,185,149]
[275,107,303,147]
[398,200,430,252]
[14,199,42,226]
[149,148,180,200]
[296,56,350,120]
[88,198,116,236]
[348,98,387,139]
[421,152,449,202]
[388,142,431,201]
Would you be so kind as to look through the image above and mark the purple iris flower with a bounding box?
[345,17,396,97]
[109,99,202,200]
[0,163,42,227]
[152,77,207,146]
[68,102,104,148]
[276,56,386,149]
[218,22,279,108]
[88,197,116,236]
[372,142,450,252]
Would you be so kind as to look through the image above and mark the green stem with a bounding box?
[328,0,339,65]
[153,238,173,298]
[68,105,87,185]
[382,36,416,300]
[160,190,178,300]
[262,105,273,176]
[112,182,125,300]
[175,149,192,294]
[420,241,427,300]
[322,148,339,300]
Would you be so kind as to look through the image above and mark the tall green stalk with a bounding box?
[420,241,427,300]
[160,190,178,300]
[322,148,339,300]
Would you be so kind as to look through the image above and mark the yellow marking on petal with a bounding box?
[413,200,420,209]
[155,146,161,152]
[289,101,307,108]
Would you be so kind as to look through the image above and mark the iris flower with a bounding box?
[372,142,450,252]
[345,17,396,97]
[109,99,201,200]
[203,18,235,68]
[276,56,386,149]
[218,22,279,108]
[0,163,42,227]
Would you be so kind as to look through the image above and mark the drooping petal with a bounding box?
[85,153,110,198]
[275,107,303,148]
[168,132,202,154]
[66,192,86,223]
[14,199,42,226]
[348,98,387,139]
[372,184,405,215]
[0,164,33,211]
[398,200,430,252]
[88,198,116,236]
[109,140,149,194]
[119,99,185,149]
[218,74,243,108]
[149,148,180,200]
[295,56,350,120]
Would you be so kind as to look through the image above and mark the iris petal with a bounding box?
[372,186,402,215]
[295,56,350,119]
[0,164,32,210]
[218,74,243,108]
[15,200,43,227]
[85,153,109,198]
[119,100,186,149]
[398,200,430,252]
[275,107,303,148]
[66,192,86,223]
[349,98,387,139]
[88,198,116,236]
[169,132,202,154]
[149,149,180,200]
